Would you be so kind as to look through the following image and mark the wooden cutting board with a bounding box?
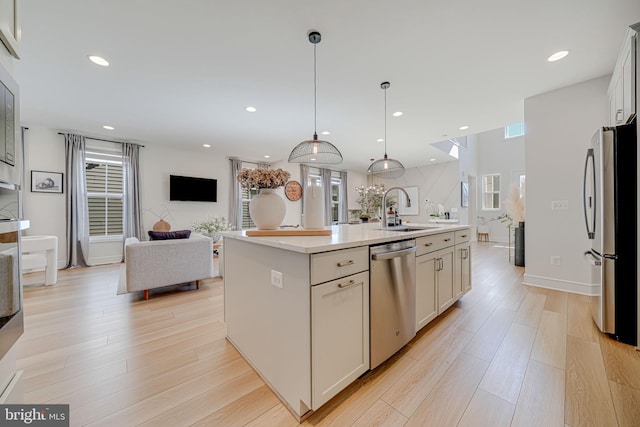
[245,228,332,236]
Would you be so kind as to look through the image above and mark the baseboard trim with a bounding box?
[88,256,123,266]
[523,273,598,295]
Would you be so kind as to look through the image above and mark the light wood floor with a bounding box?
[17,243,640,427]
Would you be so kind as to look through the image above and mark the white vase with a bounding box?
[249,188,286,230]
[303,178,325,229]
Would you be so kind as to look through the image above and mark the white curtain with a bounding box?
[229,158,243,231]
[64,133,90,268]
[122,142,142,246]
[339,171,348,224]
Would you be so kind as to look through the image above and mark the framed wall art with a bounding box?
[31,170,63,193]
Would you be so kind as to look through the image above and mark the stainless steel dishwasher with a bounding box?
[370,239,416,369]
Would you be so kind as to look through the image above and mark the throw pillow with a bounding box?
[148,230,191,240]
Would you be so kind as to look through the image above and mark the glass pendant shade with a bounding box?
[288,133,343,164]
[289,31,343,165]
[369,81,404,178]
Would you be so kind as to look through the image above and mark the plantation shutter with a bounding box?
[86,150,124,237]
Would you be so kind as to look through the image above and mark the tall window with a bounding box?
[331,176,341,224]
[482,174,501,210]
[240,161,260,229]
[86,150,123,237]
[505,122,525,139]
[241,186,258,229]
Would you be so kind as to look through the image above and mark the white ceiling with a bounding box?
[13,0,640,172]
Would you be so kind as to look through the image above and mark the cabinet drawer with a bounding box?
[311,246,369,285]
[416,232,455,256]
[455,229,471,244]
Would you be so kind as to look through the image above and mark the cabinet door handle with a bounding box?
[460,234,468,238]
[463,248,469,259]
[424,242,433,247]
[443,238,452,242]
[337,260,354,267]
[338,280,361,289]
[436,257,443,271]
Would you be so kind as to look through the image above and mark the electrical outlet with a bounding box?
[550,256,561,266]
[551,200,569,210]
[271,270,283,288]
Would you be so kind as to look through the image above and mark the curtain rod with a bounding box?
[57,132,145,147]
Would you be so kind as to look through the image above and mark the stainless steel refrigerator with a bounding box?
[583,116,637,346]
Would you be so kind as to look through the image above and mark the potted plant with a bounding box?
[192,216,232,242]
[354,184,395,221]
[359,212,371,223]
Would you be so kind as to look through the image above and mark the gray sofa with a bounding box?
[121,233,214,299]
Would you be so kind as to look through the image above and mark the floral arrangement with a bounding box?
[236,168,291,189]
[355,184,394,218]
[192,216,232,241]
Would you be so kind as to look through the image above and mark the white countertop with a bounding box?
[428,218,460,224]
[222,223,470,254]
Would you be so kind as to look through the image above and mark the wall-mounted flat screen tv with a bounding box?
[170,175,217,202]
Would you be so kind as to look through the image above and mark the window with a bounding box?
[505,122,525,139]
[482,174,501,210]
[86,150,123,237]
[331,176,341,224]
[241,186,258,229]
[240,162,260,229]
[512,171,526,198]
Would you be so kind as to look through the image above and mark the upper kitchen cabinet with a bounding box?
[0,0,21,60]
[608,26,637,126]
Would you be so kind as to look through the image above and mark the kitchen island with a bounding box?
[222,223,471,420]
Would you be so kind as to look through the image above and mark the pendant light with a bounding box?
[368,81,405,179]
[288,31,343,164]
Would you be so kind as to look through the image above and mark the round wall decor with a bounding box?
[284,180,302,201]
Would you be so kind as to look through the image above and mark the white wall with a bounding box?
[476,128,526,242]
[523,75,609,294]
[23,127,67,267]
[376,160,461,224]
[23,126,233,266]
[139,144,230,231]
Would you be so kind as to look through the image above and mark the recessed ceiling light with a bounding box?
[442,134,448,137]
[459,125,469,130]
[392,112,403,117]
[429,158,436,162]
[245,106,257,112]
[203,144,211,148]
[376,138,384,142]
[88,55,109,67]
[102,125,114,130]
[263,155,270,158]
[310,158,316,161]
[321,131,330,135]
[548,50,569,62]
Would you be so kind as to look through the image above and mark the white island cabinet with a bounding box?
[223,223,470,420]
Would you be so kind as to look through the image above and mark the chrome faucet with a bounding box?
[382,186,411,228]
